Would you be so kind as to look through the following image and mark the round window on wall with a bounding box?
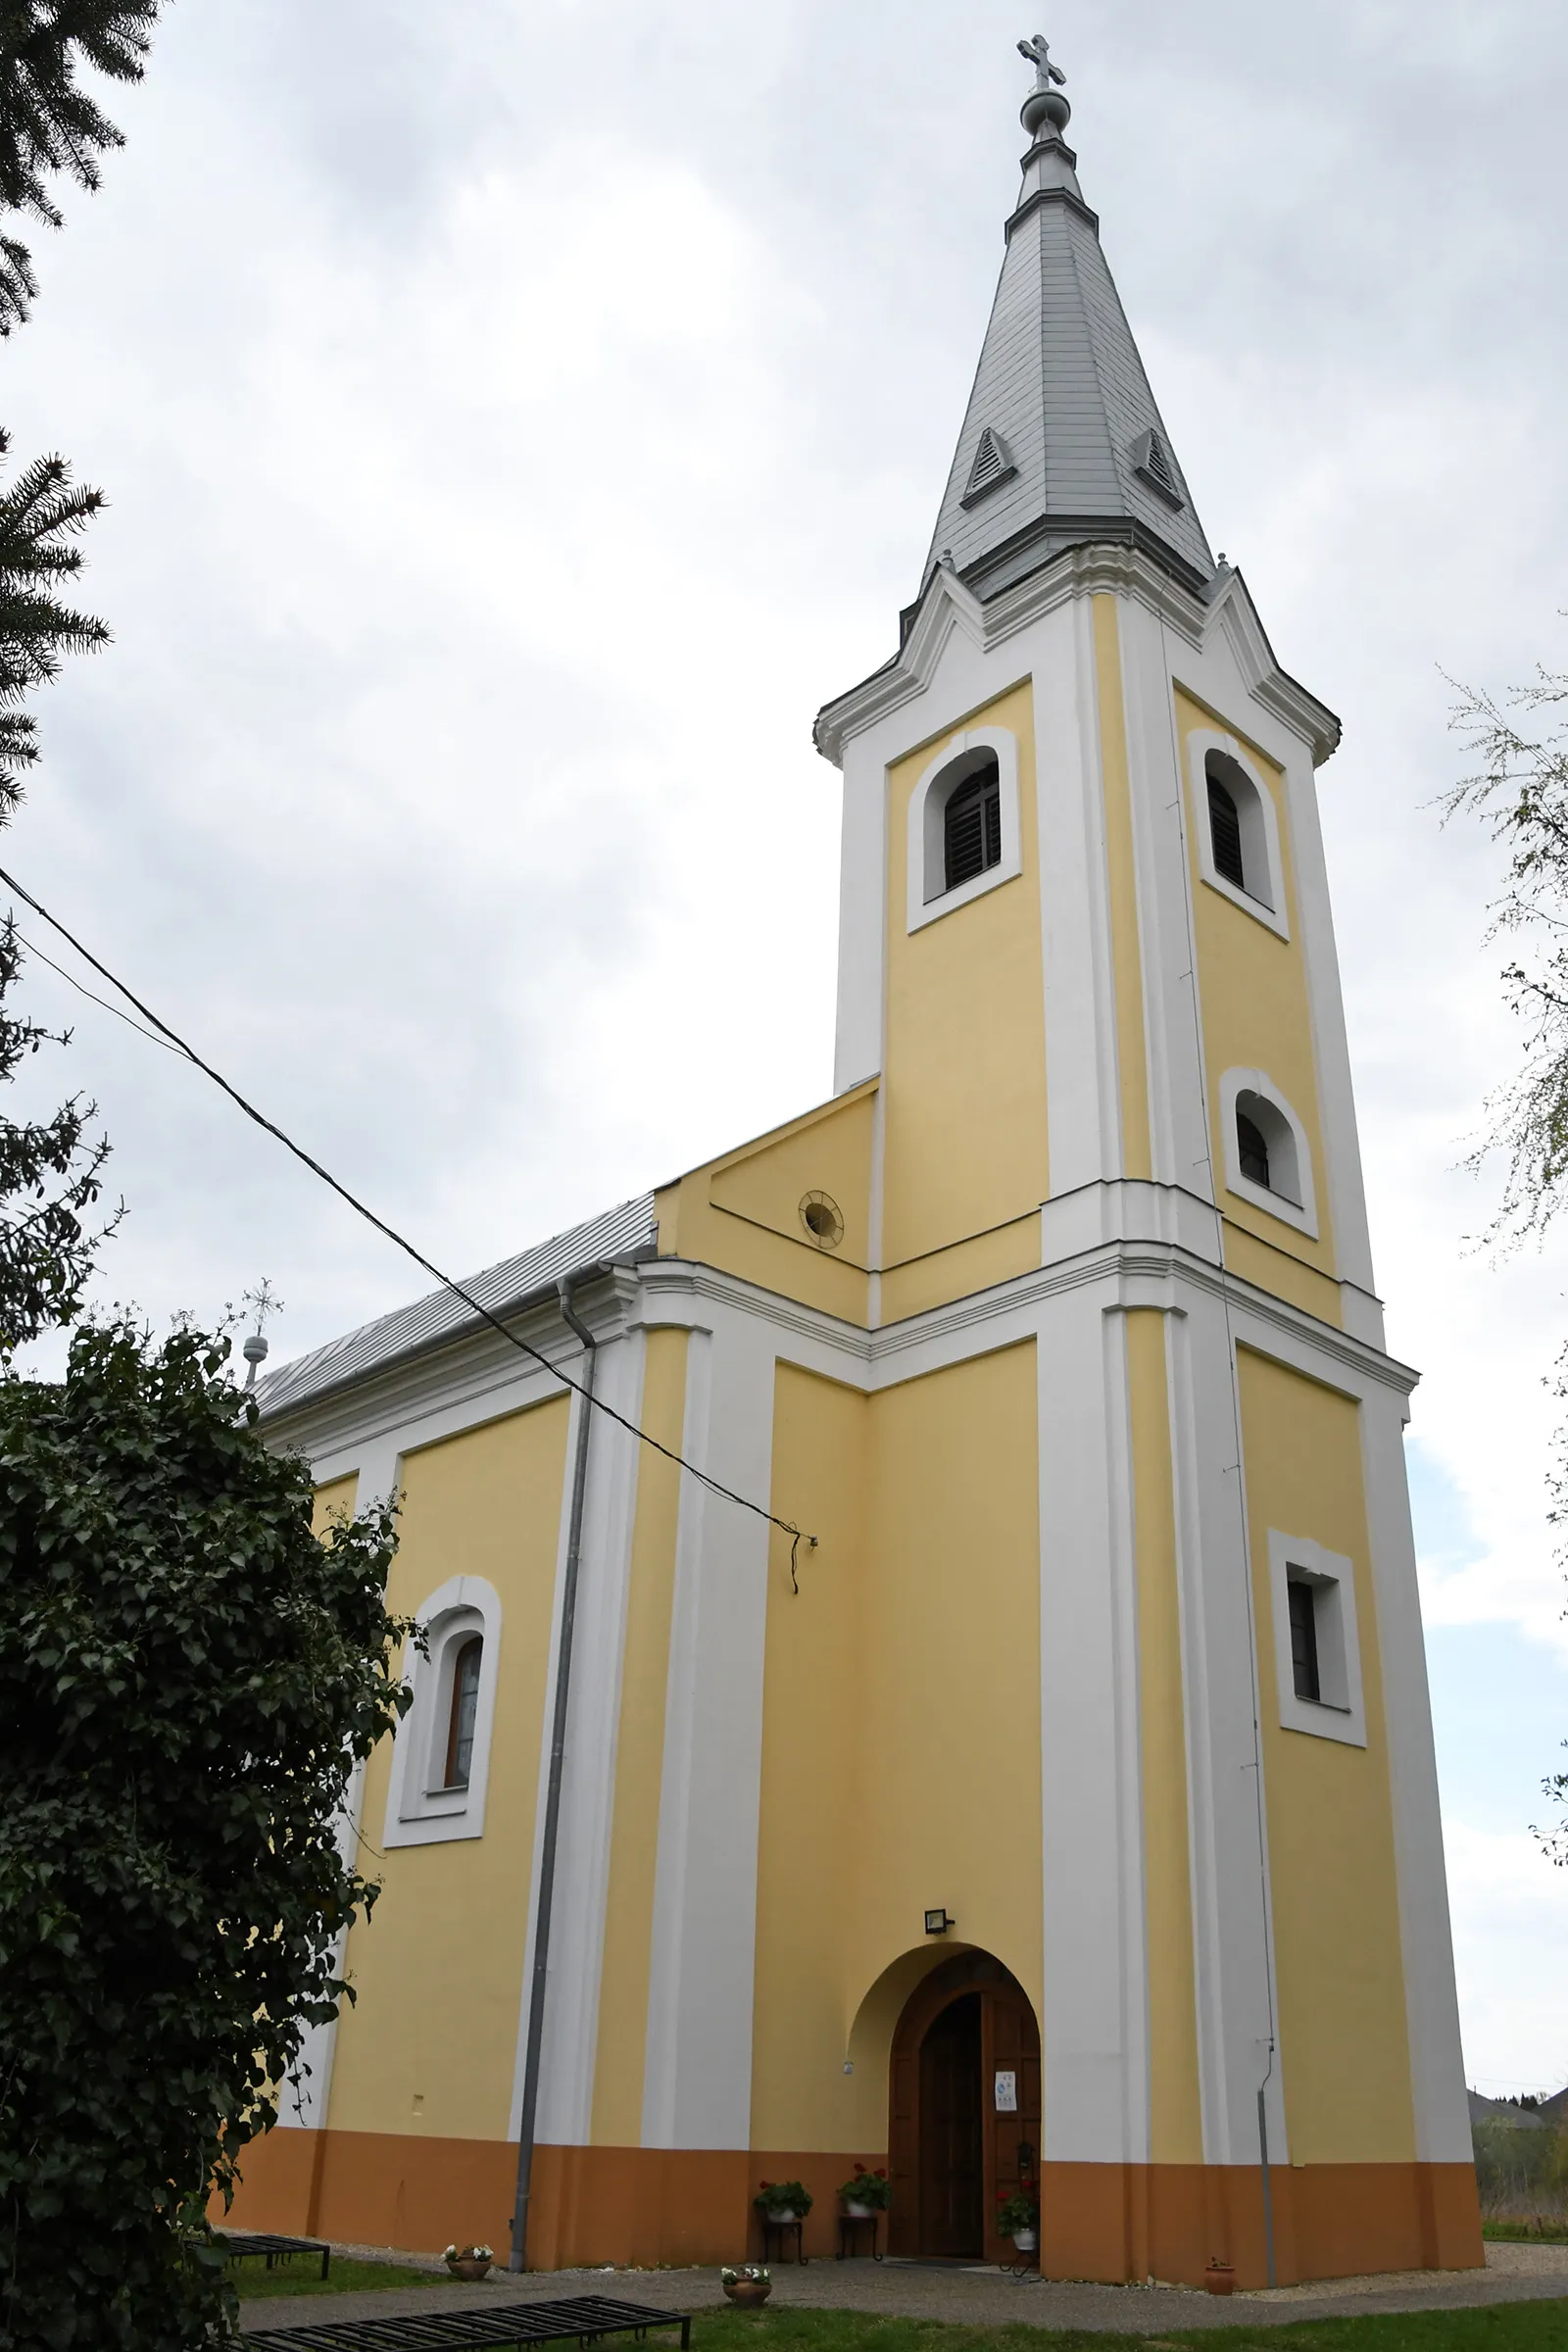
[799,1191,844,1250]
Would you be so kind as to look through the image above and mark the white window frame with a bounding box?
[1219,1066,1319,1239]
[1267,1531,1367,1748]
[383,1575,501,1848]
[906,724,1022,932]
[1186,725,1290,940]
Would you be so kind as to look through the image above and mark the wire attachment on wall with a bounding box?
[785,1526,818,1595]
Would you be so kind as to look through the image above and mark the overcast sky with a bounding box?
[4,0,1566,2098]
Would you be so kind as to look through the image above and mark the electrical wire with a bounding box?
[0,863,817,1560]
[11,925,184,1054]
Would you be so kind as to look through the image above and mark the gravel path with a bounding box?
[240,2240,1568,2337]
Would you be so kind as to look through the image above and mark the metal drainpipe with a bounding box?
[509,1275,598,2273]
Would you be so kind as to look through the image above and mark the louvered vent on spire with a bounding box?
[960,427,1016,510]
[1130,428,1183,511]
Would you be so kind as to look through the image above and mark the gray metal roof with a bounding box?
[922,85,1214,603]
[256,1192,658,1421]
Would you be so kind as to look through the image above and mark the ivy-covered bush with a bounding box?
[0,1319,412,2348]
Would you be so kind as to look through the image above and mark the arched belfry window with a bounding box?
[1207,766,1246,891]
[1192,740,1287,934]
[1236,1109,1271,1190]
[444,1635,483,1789]
[1219,1068,1318,1237]
[907,727,1022,932]
[944,756,1002,891]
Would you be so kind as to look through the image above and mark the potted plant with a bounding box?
[444,2242,494,2281]
[721,2265,772,2307]
[996,2191,1039,2253]
[837,2165,891,2219]
[1204,2256,1236,2296]
[755,2180,813,2226]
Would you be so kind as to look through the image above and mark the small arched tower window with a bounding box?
[1236,1110,1271,1190]
[444,1636,483,1789]
[1207,764,1246,892]
[944,756,1002,891]
[1234,1089,1301,1207]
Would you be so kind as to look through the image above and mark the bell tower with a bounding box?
[812,32,1479,2278]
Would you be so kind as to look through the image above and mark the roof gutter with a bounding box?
[509,1274,598,2273]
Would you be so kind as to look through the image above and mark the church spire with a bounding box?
[924,34,1214,603]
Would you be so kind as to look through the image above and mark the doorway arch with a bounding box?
[887,1948,1041,2263]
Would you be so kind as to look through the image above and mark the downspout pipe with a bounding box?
[509,1275,598,2272]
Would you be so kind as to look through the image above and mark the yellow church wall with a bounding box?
[654,1082,875,1324]
[1095,598,1152,1182]
[880,682,1049,1313]
[312,1473,359,1532]
[1125,1310,1202,2165]
[326,1396,571,2148]
[1236,1348,1414,2166]
[1173,688,1339,1318]
[591,1328,689,2147]
[751,1344,1044,2155]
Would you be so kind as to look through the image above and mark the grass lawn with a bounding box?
[1482,2225,1568,2244]
[230,2254,456,2298]
[665,2305,1568,2352]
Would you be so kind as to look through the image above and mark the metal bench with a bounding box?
[243,2292,692,2352]
[221,2230,332,2281]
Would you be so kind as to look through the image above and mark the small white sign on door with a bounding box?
[994,2069,1017,2112]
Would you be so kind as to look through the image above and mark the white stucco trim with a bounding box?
[906,724,1022,932]
[383,1574,502,1847]
[1219,1067,1319,1238]
[1266,1532,1367,1749]
[1185,725,1290,940]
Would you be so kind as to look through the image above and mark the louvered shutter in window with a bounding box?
[1207,772,1245,889]
[944,760,1002,891]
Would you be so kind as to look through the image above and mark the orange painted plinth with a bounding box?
[223,2132,1482,2284]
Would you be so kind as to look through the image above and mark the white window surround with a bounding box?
[1186,724,1290,941]
[383,1575,501,1848]
[1219,1066,1319,1239]
[906,724,1022,932]
[1267,1530,1367,1748]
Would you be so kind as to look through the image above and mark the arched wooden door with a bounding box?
[887,1949,1042,2263]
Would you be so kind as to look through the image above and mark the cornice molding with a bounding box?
[268,1233,1415,1472]
[812,543,1341,770]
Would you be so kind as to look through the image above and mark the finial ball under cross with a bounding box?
[1017,33,1066,90]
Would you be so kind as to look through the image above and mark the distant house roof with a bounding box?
[1468,2088,1560,2131]
[257,1192,658,1421]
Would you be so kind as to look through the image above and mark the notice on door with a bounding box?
[994,2070,1017,2112]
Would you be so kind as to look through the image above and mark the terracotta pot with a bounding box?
[724,2278,772,2307]
[1204,2261,1236,2296]
[448,2257,493,2281]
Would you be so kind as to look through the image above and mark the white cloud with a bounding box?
[1446,1820,1568,2097]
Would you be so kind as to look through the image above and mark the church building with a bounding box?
[231,38,1482,2287]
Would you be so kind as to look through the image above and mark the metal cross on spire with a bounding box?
[1016,33,1066,91]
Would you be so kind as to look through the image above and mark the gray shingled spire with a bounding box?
[923,37,1214,604]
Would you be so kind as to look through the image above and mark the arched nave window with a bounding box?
[443,1635,483,1788]
[383,1576,500,1847]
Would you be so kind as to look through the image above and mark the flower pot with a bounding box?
[765,2209,800,2225]
[1204,2261,1236,2296]
[844,2202,874,2220]
[724,2277,772,2307]
[1010,2229,1038,2253]
[448,2257,493,2281]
